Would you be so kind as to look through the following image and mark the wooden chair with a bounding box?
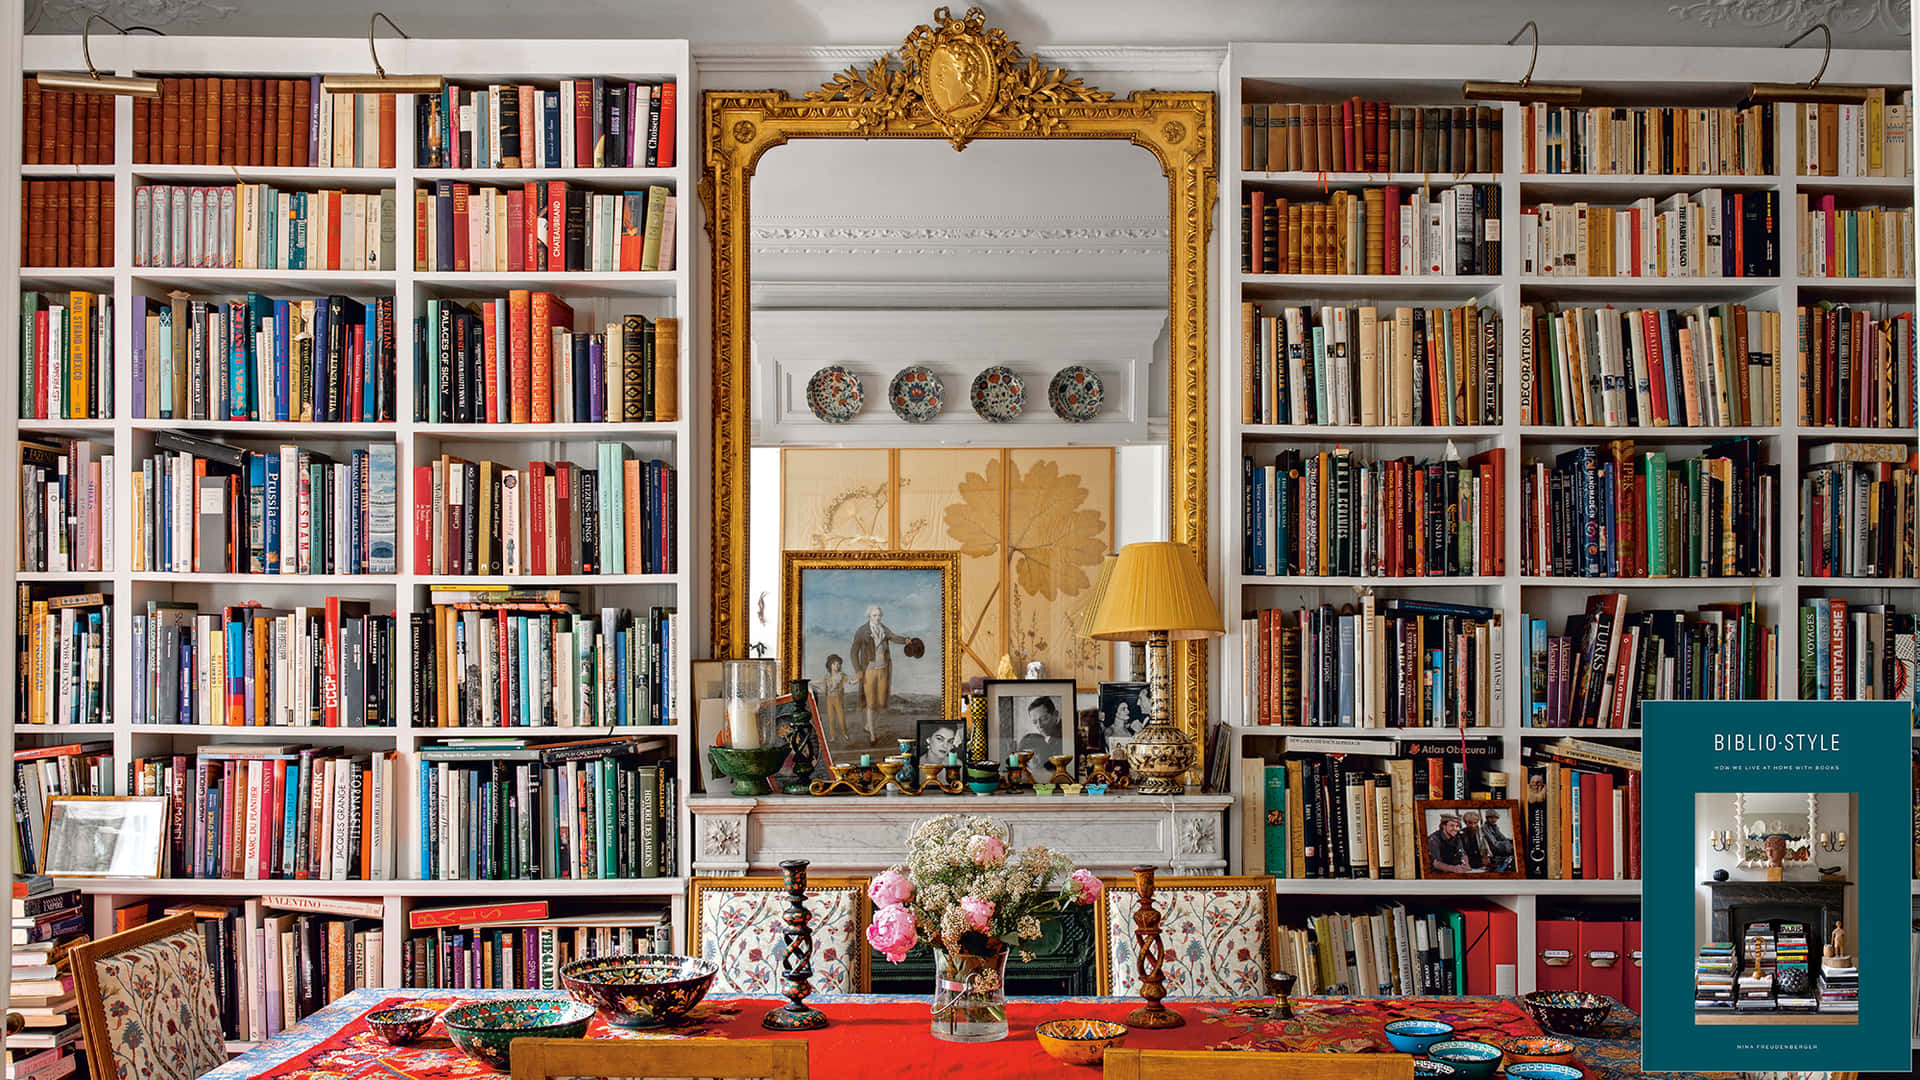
[510,1037,808,1079]
[71,912,227,1080]
[689,874,872,994]
[1093,874,1278,997]
[1104,1049,1413,1079]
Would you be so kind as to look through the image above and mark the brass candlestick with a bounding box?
[761,859,828,1030]
[1125,865,1182,1029]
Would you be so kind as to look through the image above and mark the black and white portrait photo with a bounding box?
[1098,681,1151,755]
[917,718,967,766]
[984,679,1076,766]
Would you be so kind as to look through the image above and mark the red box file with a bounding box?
[1536,918,1581,992]
[1623,920,1642,1014]
[1576,918,1626,1004]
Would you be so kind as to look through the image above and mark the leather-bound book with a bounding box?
[292,78,312,167]
[51,88,72,166]
[251,78,269,167]
[24,78,41,165]
[220,77,238,165]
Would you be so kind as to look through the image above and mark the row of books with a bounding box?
[164,899,384,1040]
[1521,191,1781,278]
[1519,304,1782,429]
[7,878,85,1076]
[1793,95,1914,178]
[1522,596,1775,729]
[1801,445,1916,579]
[1519,103,1777,176]
[131,598,396,728]
[1236,598,1504,729]
[416,737,678,880]
[415,182,677,273]
[400,902,672,990]
[21,79,114,165]
[10,743,114,876]
[133,183,399,271]
[1519,439,1777,579]
[1273,905,1517,998]
[19,440,112,574]
[419,80,677,170]
[133,293,398,423]
[414,449,677,576]
[1796,199,1912,279]
[1238,102,1500,175]
[1242,447,1507,578]
[131,433,399,575]
[1800,598,1918,703]
[1800,306,1915,429]
[19,291,113,420]
[20,180,112,267]
[131,77,387,170]
[1240,184,1501,276]
[416,297,679,424]
[18,591,112,728]
[1520,739,1644,879]
[1238,303,1501,426]
[417,593,680,728]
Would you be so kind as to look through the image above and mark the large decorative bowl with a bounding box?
[1521,990,1613,1035]
[560,953,718,1028]
[1383,1018,1455,1054]
[440,998,594,1071]
[1034,1018,1127,1065]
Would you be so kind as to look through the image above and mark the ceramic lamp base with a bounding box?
[1126,1004,1184,1029]
[762,1005,828,1031]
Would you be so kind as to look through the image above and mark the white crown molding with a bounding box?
[1666,0,1910,34]
[750,280,1168,309]
[694,43,1226,75]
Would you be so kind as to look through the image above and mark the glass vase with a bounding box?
[931,946,1010,1043]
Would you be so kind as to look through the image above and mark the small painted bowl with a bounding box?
[1426,1039,1503,1080]
[560,953,718,1029]
[365,1006,435,1046]
[441,998,594,1072]
[1413,1062,1461,1078]
[1505,1064,1586,1080]
[1383,1018,1455,1055]
[1035,1018,1128,1065]
[1501,1035,1577,1063]
[1521,990,1613,1036]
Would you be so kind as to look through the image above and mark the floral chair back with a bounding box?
[690,876,873,995]
[72,912,228,1080]
[1094,875,1279,998]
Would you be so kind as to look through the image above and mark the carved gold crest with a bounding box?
[804,6,1114,148]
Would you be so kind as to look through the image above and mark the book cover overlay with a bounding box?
[1643,700,1909,1073]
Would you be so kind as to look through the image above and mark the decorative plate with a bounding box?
[804,364,864,424]
[969,365,1026,422]
[1048,365,1104,422]
[889,365,945,422]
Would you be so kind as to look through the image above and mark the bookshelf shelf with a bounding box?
[416,724,683,737]
[13,570,112,582]
[19,419,114,435]
[1518,275,1782,299]
[129,572,403,586]
[1231,724,1507,738]
[1798,426,1920,440]
[415,573,680,587]
[412,421,682,441]
[128,419,400,437]
[21,164,112,178]
[1793,275,1918,291]
[1239,273,1499,297]
[412,271,678,297]
[19,268,112,288]
[1521,576,1780,588]
[131,269,400,290]
[1519,426,1779,440]
[1521,728,1642,739]
[1241,424,1503,440]
[14,723,110,734]
[413,168,679,185]
[1518,173,1780,193]
[129,724,400,738]
[1236,575,1505,588]
[1272,878,1642,897]
[1240,170,1500,187]
[130,164,398,187]
[1794,174,1916,193]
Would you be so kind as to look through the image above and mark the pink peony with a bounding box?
[960,895,996,932]
[967,834,1008,867]
[868,869,914,909]
[1070,868,1103,905]
[866,903,918,963]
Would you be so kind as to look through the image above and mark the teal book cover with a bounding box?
[1642,700,1910,1073]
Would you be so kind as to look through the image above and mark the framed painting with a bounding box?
[1415,798,1524,880]
[982,678,1077,768]
[782,551,960,764]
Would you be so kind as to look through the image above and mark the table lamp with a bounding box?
[1088,541,1223,796]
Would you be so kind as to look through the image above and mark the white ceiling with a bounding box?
[25,0,1914,49]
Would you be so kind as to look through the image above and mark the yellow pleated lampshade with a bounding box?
[1087,541,1223,642]
[1074,553,1119,640]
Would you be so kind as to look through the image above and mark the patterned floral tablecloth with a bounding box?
[200,990,1736,1080]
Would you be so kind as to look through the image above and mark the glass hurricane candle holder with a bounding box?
[724,659,780,750]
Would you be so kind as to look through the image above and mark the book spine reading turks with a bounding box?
[412,298,678,425]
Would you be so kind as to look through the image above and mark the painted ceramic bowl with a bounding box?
[889,364,945,422]
[440,997,594,1071]
[1382,1017,1455,1054]
[970,365,1026,422]
[559,953,718,1028]
[805,364,864,423]
[1412,1062,1461,1078]
[1500,1035,1577,1063]
[1048,364,1104,422]
[365,1005,435,1046]
[1034,1018,1128,1065]
[1521,990,1613,1035]
[1426,1039,1503,1080]
[1505,1064,1586,1080]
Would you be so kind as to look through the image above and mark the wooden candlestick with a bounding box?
[761,859,829,1030]
[1125,864,1183,1029]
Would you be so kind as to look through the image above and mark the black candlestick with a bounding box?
[780,678,819,789]
[762,858,829,1030]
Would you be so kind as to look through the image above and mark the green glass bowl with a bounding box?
[440,997,595,1072]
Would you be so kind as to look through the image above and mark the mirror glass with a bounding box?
[741,137,1169,766]
[1736,792,1815,868]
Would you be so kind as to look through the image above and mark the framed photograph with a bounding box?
[783,551,960,764]
[1416,798,1524,880]
[984,678,1077,767]
[916,716,967,767]
[40,796,168,878]
[1097,681,1152,759]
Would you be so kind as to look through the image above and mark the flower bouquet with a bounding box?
[865,814,1103,1043]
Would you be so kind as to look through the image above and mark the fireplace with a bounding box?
[1702,879,1851,958]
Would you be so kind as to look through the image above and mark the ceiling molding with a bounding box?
[750,216,1169,260]
[751,280,1169,308]
[1665,0,1909,35]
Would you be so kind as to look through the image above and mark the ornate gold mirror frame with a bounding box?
[702,7,1216,753]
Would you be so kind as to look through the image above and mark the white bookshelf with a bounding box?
[7,33,698,996]
[1218,43,1914,994]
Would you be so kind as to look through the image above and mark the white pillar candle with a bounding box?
[728,698,762,749]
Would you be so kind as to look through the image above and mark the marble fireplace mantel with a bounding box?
[1702,879,1851,944]
[688,794,1234,877]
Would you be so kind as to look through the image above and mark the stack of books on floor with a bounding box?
[1820,957,1859,1014]
[1775,921,1817,1011]
[8,876,85,1079]
[401,901,672,989]
[1695,941,1735,1012]
[1738,922,1778,1011]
